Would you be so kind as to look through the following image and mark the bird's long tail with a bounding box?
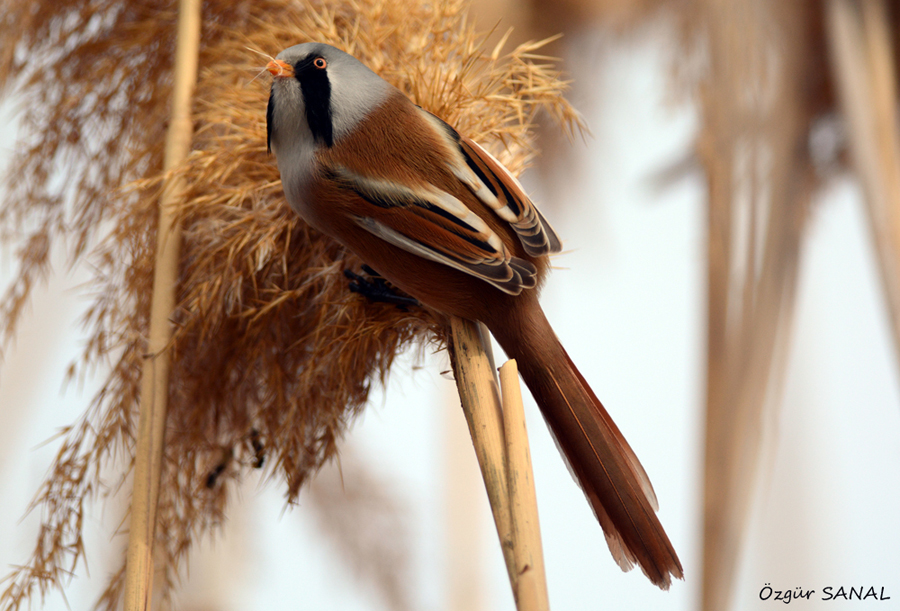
[488,303,683,589]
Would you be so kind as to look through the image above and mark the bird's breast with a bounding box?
[275,144,318,219]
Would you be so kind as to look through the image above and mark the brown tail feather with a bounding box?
[488,303,683,589]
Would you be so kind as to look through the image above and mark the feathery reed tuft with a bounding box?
[0,0,583,608]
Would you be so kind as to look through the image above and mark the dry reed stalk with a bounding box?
[448,322,550,610]
[0,0,582,607]
[688,2,820,609]
[124,1,201,609]
[447,317,517,591]
[826,0,900,367]
[499,359,549,611]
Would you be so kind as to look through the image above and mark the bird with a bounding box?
[265,42,683,589]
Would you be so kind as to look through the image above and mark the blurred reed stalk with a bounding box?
[123,1,201,608]
[444,388,486,611]
[697,2,815,609]
[826,0,900,366]
[700,3,900,608]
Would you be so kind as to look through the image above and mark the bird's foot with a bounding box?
[344,264,420,311]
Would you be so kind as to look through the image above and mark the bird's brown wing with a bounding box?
[323,165,537,295]
[418,109,562,257]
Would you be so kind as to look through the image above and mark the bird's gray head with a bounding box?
[266,43,392,155]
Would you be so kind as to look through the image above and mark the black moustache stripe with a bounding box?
[296,57,334,147]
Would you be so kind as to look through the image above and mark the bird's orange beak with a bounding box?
[267,59,294,78]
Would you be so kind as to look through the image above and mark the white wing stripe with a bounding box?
[352,215,523,295]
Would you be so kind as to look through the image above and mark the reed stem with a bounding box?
[500,359,550,611]
[123,1,201,608]
[449,317,516,591]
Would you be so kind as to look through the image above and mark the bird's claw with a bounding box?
[344,265,420,311]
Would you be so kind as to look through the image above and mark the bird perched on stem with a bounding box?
[265,41,683,589]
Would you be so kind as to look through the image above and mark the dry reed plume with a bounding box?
[0,0,582,608]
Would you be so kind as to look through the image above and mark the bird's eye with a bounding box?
[314,58,327,69]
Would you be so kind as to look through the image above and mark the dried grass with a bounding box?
[0,0,582,608]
